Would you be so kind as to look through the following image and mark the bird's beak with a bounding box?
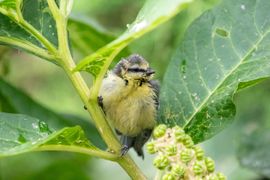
[146,69,155,76]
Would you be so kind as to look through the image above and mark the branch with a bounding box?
[46,1,146,179]
[36,145,118,161]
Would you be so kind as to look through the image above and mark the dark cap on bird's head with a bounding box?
[127,54,149,69]
[113,54,155,80]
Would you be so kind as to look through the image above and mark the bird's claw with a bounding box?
[120,145,129,156]
[98,96,104,109]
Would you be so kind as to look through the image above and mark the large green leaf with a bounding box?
[0,0,59,60]
[160,0,270,143]
[74,0,192,78]
[0,112,98,157]
[237,129,270,177]
[0,79,105,148]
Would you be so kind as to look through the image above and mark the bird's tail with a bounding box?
[133,129,153,159]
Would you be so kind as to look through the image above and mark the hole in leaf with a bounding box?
[180,59,187,74]
[215,28,229,37]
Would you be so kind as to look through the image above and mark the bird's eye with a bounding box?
[124,79,128,85]
[127,68,146,73]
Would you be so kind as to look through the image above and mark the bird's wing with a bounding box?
[149,80,160,110]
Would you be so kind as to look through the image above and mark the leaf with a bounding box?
[0,78,73,129]
[0,79,105,148]
[68,15,115,56]
[21,0,58,46]
[0,46,10,76]
[0,153,92,180]
[237,129,270,177]
[0,0,58,60]
[0,0,16,9]
[68,15,130,67]
[0,112,98,157]
[159,0,270,143]
[74,0,192,78]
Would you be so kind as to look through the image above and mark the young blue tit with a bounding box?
[98,54,160,159]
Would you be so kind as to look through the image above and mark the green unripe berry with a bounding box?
[166,145,177,156]
[193,161,204,175]
[216,172,226,180]
[146,141,157,154]
[173,125,184,132]
[193,146,204,160]
[205,157,215,173]
[162,173,175,180]
[153,155,169,170]
[180,149,193,163]
[182,134,194,148]
[171,164,185,177]
[153,124,167,138]
[174,127,185,142]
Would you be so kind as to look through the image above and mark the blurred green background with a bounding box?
[0,0,269,179]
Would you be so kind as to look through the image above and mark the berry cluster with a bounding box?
[147,124,226,180]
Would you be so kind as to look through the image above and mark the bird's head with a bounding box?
[113,54,155,83]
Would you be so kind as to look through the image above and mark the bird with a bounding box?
[98,54,160,159]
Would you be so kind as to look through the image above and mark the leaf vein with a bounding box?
[184,27,270,128]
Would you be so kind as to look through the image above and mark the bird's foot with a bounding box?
[98,96,103,108]
[120,145,130,156]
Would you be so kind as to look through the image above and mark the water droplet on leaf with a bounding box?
[75,140,84,145]
[32,123,38,129]
[38,121,51,133]
[130,20,148,32]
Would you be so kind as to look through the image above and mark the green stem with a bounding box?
[36,145,118,161]
[15,10,58,55]
[46,1,146,179]
[48,0,118,147]
[18,20,58,55]
[0,5,57,56]
[0,37,55,60]
[118,157,147,179]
